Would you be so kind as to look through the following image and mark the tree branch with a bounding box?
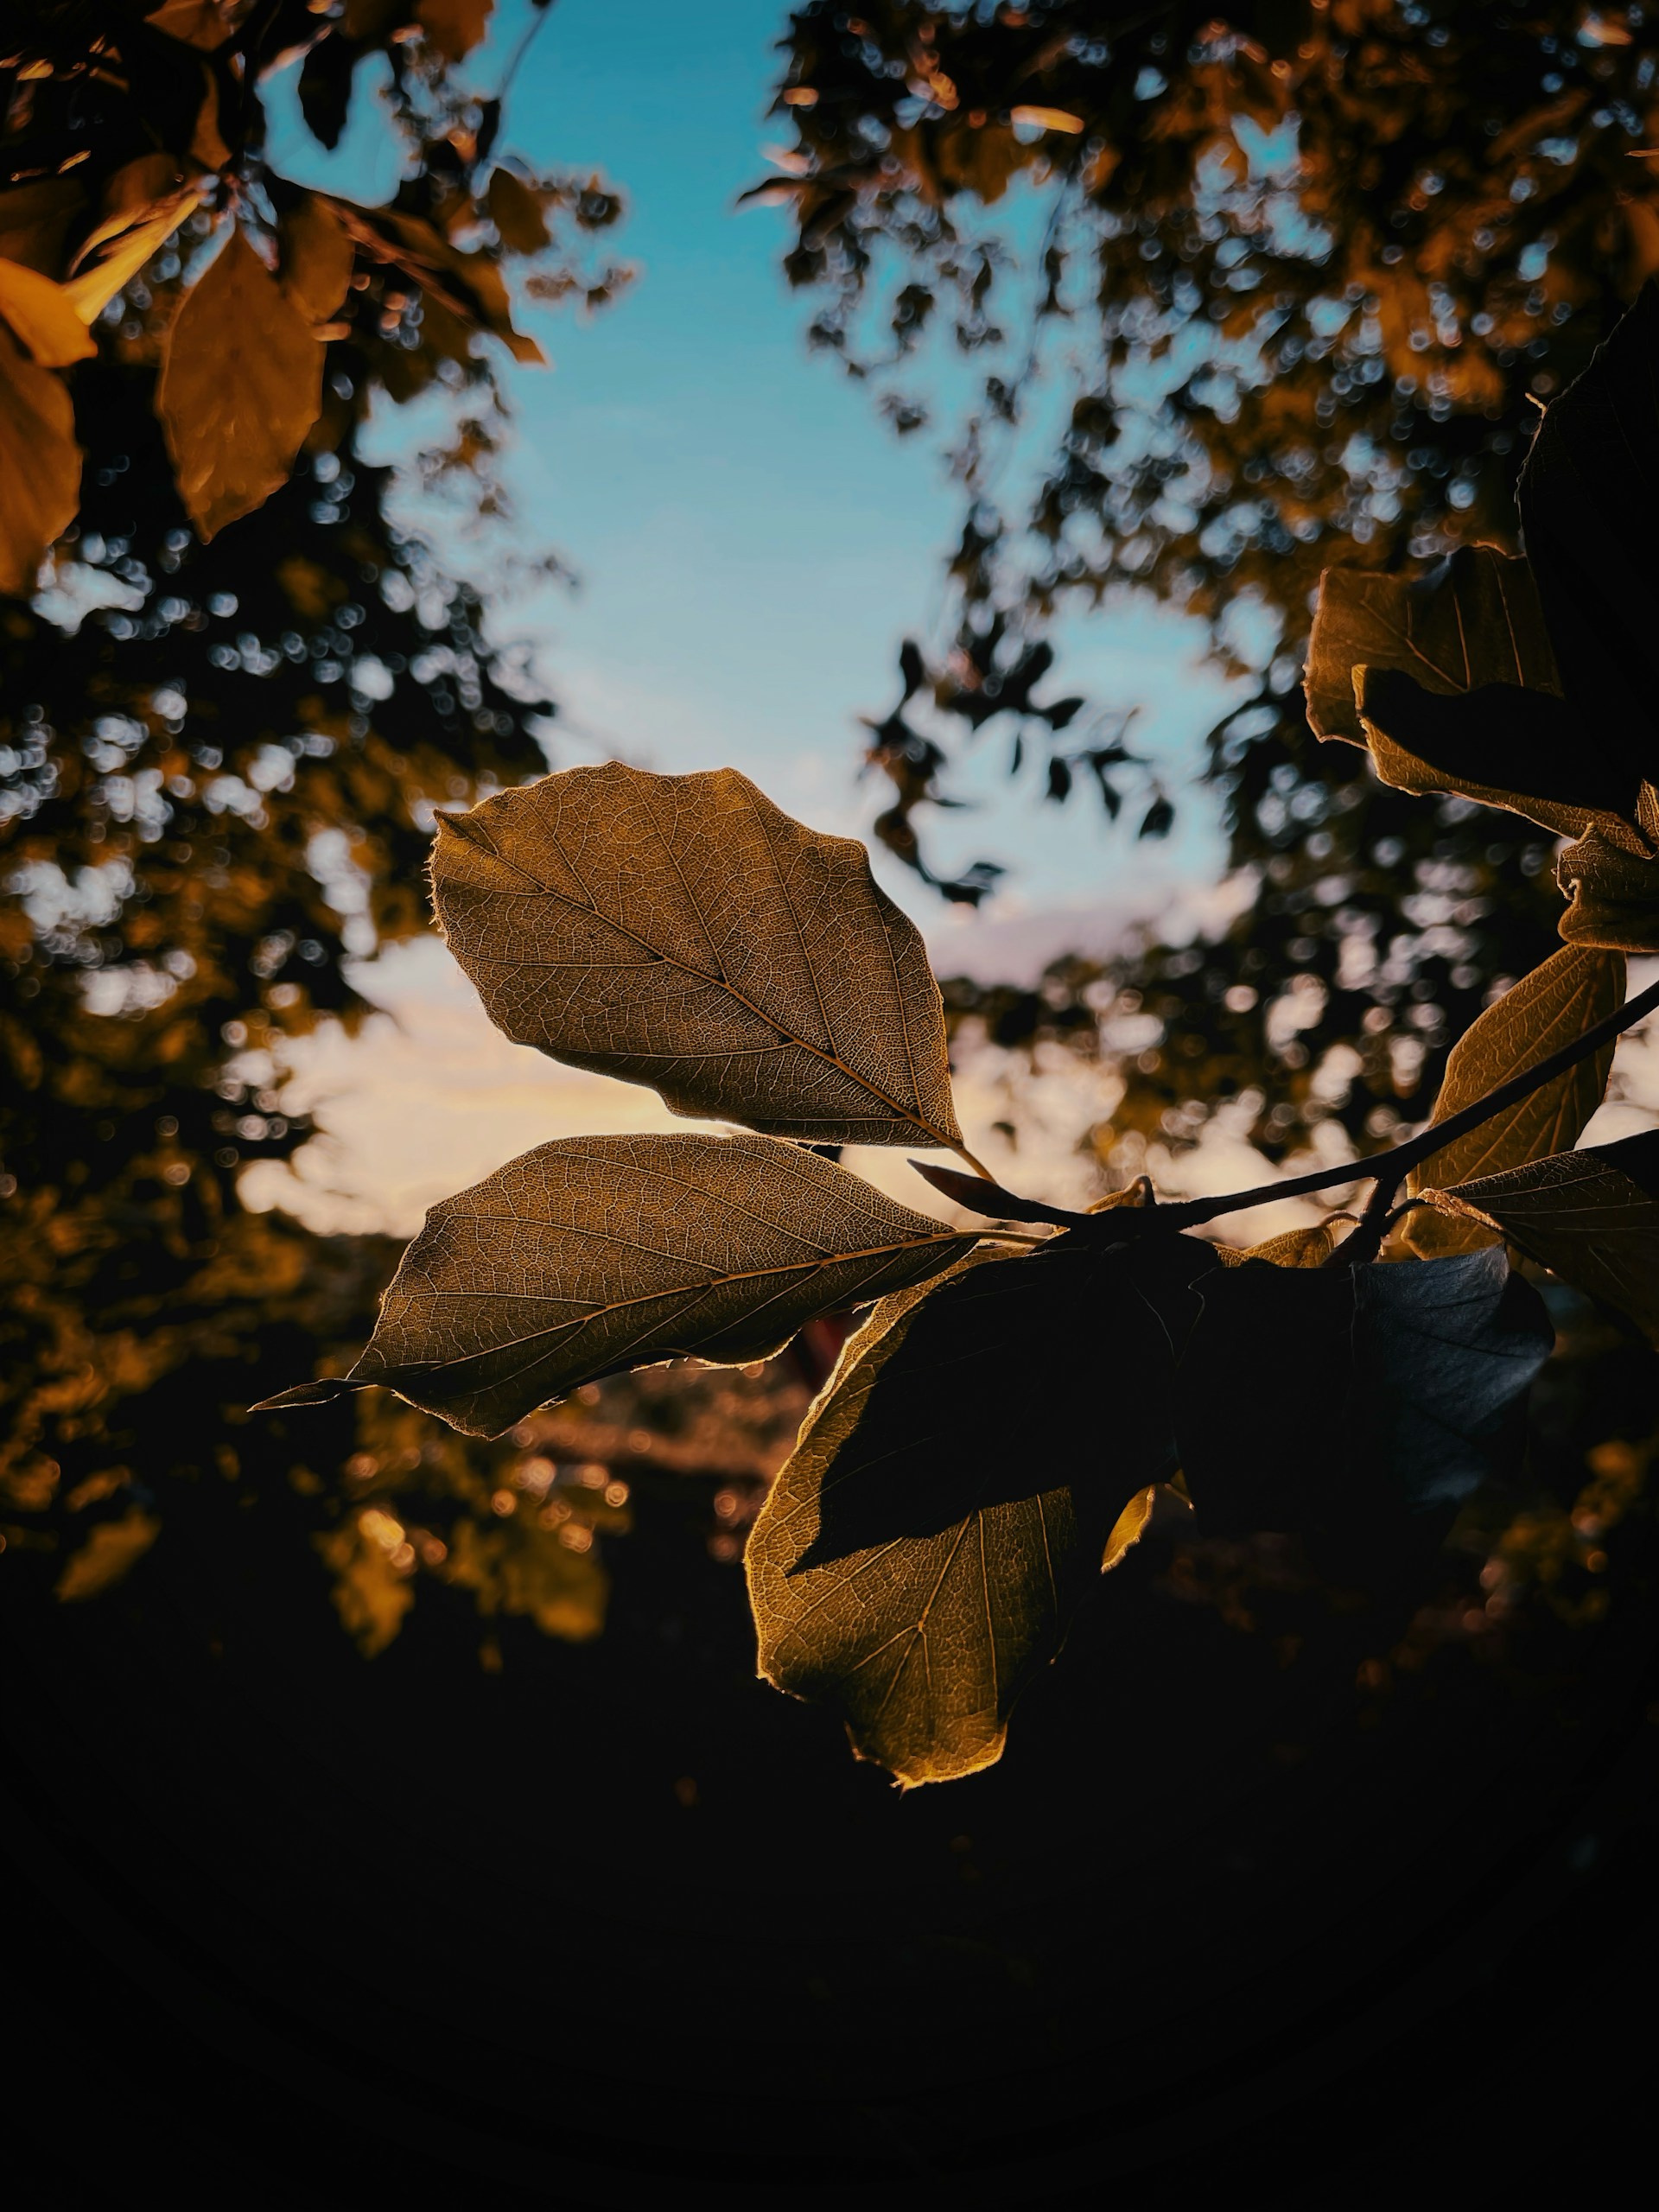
[920,972,1659,1238]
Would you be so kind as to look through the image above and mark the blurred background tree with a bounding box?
[762,0,1659,1179]
[0,0,652,1632]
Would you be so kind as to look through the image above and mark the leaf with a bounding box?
[157,226,324,539]
[486,168,550,255]
[0,322,81,597]
[1402,945,1626,1256]
[416,0,495,60]
[1306,546,1630,834]
[329,200,545,364]
[1420,1129,1659,1342]
[254,1133,975,1438]
[1351,1249,1554,1507]
[1517,283,1659,796]
[0,259,95,365]
[278,194,355,325]
[746,1241,1181,1787]
[431,764,966,1149]
[1554,826,1659,953]
[1214,1221,1347,1267]
[1174,1250,1550,1527]
[62,180,199,326]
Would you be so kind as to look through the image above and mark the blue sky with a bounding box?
[267,0,1244,976]
[250,0,1262,1231]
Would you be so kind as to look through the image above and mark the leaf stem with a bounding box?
[1157,970,1659,1233]
[951,1141,997,1181]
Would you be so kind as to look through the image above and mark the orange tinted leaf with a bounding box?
[0,258,95,365]
[158,226,324,538]
[415,0,494,60]
[278,193,355,324]
[0,322,80,595]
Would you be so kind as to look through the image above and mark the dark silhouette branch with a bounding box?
[918,973,1659,1239]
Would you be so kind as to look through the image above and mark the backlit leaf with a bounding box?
[1214,1221,1346,1267]
[747,1240,1181,1787]
[158,226,323,538]
[1420,1129,1659,1341]
[0,322,80,596]
[1175,1250,1550,1524]
[431,764,967,1148]
[1402,944,1625,1255]
[1306,546,1629,833]
[255,1133,974,1437]
[62,179,199,325]
[1554,825,1659,953]
[0,258,95,365]
[278,194,355,324]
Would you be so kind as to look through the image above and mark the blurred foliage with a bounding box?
[0,1,654,1632]
[767,0,1659,1156]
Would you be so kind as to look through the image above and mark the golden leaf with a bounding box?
[157,226,324,539]
[256,1133,974,1437]
[0,257,95,365]
[63,175,200,326]
[1214,1221,1346,1267]
[0,321,81,597]
[1403,945,1626,1255]
[431,763,967,1148]
[747,1242,1179,1787]
[278,193,355,325]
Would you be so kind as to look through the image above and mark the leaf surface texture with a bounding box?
[432,763,964,1147]
[256,1132,973,1436]
[747,1241,1180,1787]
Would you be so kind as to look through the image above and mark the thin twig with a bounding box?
[1154,970,1659,1234]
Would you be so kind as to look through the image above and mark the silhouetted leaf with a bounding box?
[431,764,967,1148]
[1518,282,1659,796]
[1351,1248,1554,1507]
[256,1134,974,1436]
[298,29,357,150]
[0,322,80,596]
[158,226,323,538]
[747,1240,1181,1786]
[1176,1250,1550,1526]
[1421,1129,1659,1342]
[1402,945,1625,1255]
[0,258,95,365]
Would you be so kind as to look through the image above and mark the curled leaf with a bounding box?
[1555,827,1659,953]
[1402,944,1626,1255]
[747,1241,1181,1787]
[255,1133,974,1437]
[1307,545,1631,832]
[432,764,965,1148]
